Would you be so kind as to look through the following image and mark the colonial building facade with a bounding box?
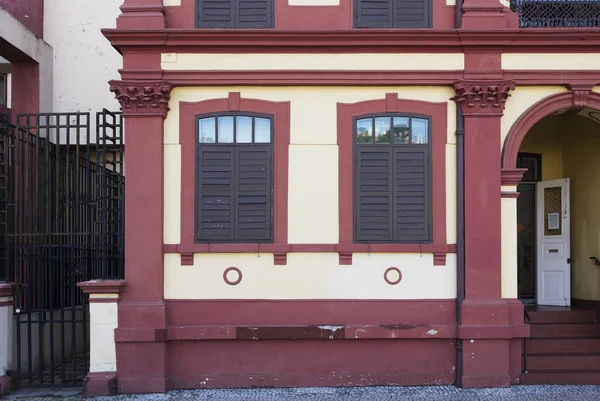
[3,0,600,397]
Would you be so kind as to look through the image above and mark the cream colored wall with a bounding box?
[161,53,464,71]
[88,296,118,373]
[0,298,13,375]
[562,116,600,301]
[502,54,600,70]
[164,86,457,299]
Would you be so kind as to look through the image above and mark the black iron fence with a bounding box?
[0,110,124,387]
[510,0,600,27]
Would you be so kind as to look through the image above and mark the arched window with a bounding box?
[354,114,432,243]
[196,113,274,242]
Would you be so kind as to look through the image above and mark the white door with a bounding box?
[536,178,571,306]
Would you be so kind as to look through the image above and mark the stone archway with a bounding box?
[502,87,600,170]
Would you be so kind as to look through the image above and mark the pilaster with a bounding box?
[109,80,172,394]
[0,283,14,398]
[117,0,166,30]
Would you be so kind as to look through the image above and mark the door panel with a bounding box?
[536,178,570,306]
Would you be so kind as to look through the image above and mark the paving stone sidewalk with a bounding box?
[7,385,600,401]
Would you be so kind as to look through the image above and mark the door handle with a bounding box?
[567,258,571,264]
[590,257,600,266]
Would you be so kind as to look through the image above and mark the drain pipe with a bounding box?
[455,0,463,28]
[454,107,465,387]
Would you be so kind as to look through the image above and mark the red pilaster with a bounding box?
[453,80,526,387]
[461,0,508,29]
[109,81,172,394]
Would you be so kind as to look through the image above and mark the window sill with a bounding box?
[163,243,456,266]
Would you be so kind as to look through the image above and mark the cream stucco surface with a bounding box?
[164,252,457,299]
[160,53,465,71]
[288,145,339,244]
[164,86,457,245]
[89,302,118,373]
[503,54,600,70]
[501,86,567,147]
[164,0,182,5]
[0,301,13,375]
[288,0,340,5]
[501,190,518,299]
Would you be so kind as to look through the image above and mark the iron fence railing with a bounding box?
[510,0,600,27]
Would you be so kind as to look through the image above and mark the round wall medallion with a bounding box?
[223,267,242,286]
[384,267,402,285]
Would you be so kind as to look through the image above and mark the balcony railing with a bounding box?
[510,0,600,27]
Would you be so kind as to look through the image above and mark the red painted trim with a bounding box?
[179,95,290,262]
[383,267,402,285]
[83,372,118,397]
[337,95,448,262]
[0,374,9,398]
[77,280,126,295]
[0,301,13,307]
[502,90,600,169]
[89,298,120,304]
[500,168,527,186]
[103,29,600,54]
[163,243,456,253]
[433,252,447,266]
[0,283,13,297]
[501,191,520,199]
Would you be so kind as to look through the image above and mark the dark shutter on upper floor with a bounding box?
[196,0,273,28]
[355,147,393,241]
[394,146,430,242]
[355,0,431,28]
[196,146,273,242]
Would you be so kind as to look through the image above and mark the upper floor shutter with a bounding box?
[196,147,235,241]
[196,0,273,28]
[235,147,272,241]
[355,147,393,241]
[394,0,430,28]
[355,0,430,28]
[394,146,430,242]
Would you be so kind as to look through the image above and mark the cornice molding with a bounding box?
[109,80,172,118]
[501,168,528,186]
[102,29,600,54]
[452,80,516,116]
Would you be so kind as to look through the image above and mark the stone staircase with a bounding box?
[521,306,600,385]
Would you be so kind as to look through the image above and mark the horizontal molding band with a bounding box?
[163,243,456,254]
[104,29,600,54]
[117,69,600,86]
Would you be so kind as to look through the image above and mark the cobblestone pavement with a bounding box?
[8,385,600,401]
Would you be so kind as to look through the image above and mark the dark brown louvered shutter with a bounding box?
[235,147,272,241]
[355,0,393,28]
[393,0,430,28]
[196,0,235,28]
[355,147,393,241]
[237,0,273,28]
[394,146,431,242]
[197,147,235,241]
[196,0,273,28]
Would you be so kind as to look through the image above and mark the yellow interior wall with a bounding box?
[562,116,600,301]
[519,116,564,181]
[517,114,600,301]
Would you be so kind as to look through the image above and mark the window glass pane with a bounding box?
[255,117,271,143]
[393,117,410,144]
[411,118,428,144]
[356,118,373,144]
[375,117,391,143]
[236,116,252,143]
[218,116,234,143]
[199,117,216,143]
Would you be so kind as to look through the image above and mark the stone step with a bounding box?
[521,370,600,385]
[526,338,600,355]
[530,323,600,339]
[526,309,597,324]
[527,354,600,371]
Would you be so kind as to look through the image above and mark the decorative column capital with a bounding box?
[452,80,516,116]
[109,81,173,119]
[566,83,594,113]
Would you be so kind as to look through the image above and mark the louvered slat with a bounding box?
[356,0,393,27]
[196,0,273,28]
[197,0,234,28]
[197,147,234,240]
[394,147,430,241]
[355,148,393,241]
[394,0,430,27]
[235,147,272,240]
[237,0,272,28]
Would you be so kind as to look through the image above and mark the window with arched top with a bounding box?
[353,114,432,243]
[196,113,274,242]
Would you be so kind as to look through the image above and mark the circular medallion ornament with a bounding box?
[384,267,402,285]
[223,267,242,286]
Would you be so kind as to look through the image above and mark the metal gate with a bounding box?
[0,110,124,388]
